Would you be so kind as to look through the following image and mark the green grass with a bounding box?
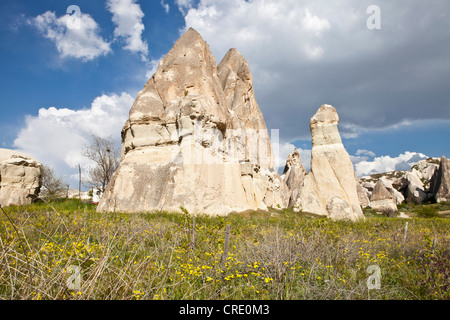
[0,199,449,300]
[398,202,450,218]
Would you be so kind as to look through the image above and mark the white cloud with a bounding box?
[181,0,335,63]
[350,155,369,165]
[175,0,195,14]
[356,149,376,157]
[107,0,149,60]
[339,123,363,139]
[353,151,428,177]
[177,0,450,145]
[302,8,330,37]
[350,149,376,166]
[161,0,170,13]
[30,11,111,61]
[13,92,134,186]
[145,56,164,80]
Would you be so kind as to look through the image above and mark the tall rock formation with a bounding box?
[281,149,307,207]
[430,156,450,203]
[295,105,364,221]
[0,149,43,206]
[98,28,288,215]
[217,47,289,208]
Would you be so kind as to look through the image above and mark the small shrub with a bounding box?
[180,206,188,214]
[436,202,450,212]
[416,206,439,218]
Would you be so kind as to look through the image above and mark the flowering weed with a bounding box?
[0,200,449,300]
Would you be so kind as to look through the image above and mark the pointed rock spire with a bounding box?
[295,105,364,221]
[98,28,288,215]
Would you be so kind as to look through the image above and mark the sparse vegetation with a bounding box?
[82,134,120,193]
[399,202,450,218]
[416,206,439,218]
[40,164,68,201]
[0,200,449,300]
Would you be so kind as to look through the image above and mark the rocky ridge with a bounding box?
[358,157,448,209]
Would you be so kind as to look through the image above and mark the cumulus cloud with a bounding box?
[356,149,376,158]
[175,0,195,14]
[161,0,170,13]
[30,10,111,61]
[353,151,428,177]
[302,8,330,37]
[177,0,450,143]
[107,0,149,60]
[13,93,134,186]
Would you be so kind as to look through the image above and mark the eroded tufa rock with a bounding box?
[0,149,43,207]
[295,105,364,221]
[370,180,398,215]
[98,28,288,215]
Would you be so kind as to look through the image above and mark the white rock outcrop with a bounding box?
[0,149,43,206]
[379,177,405,205]
[404,172,428,204]
[411,159,439,182]
[355,158,443,206]
[295,105,364,221]
[98,28,288,215]
[369,181,398,215]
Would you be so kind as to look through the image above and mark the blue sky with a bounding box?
[1,0,449,187]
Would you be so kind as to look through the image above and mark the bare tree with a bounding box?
[82,133,120,192]
[41,164,68,200]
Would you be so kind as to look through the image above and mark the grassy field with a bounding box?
[0,199,449,300]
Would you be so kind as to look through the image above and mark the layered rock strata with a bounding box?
[295,105,364,221]
[98,28,288,215]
